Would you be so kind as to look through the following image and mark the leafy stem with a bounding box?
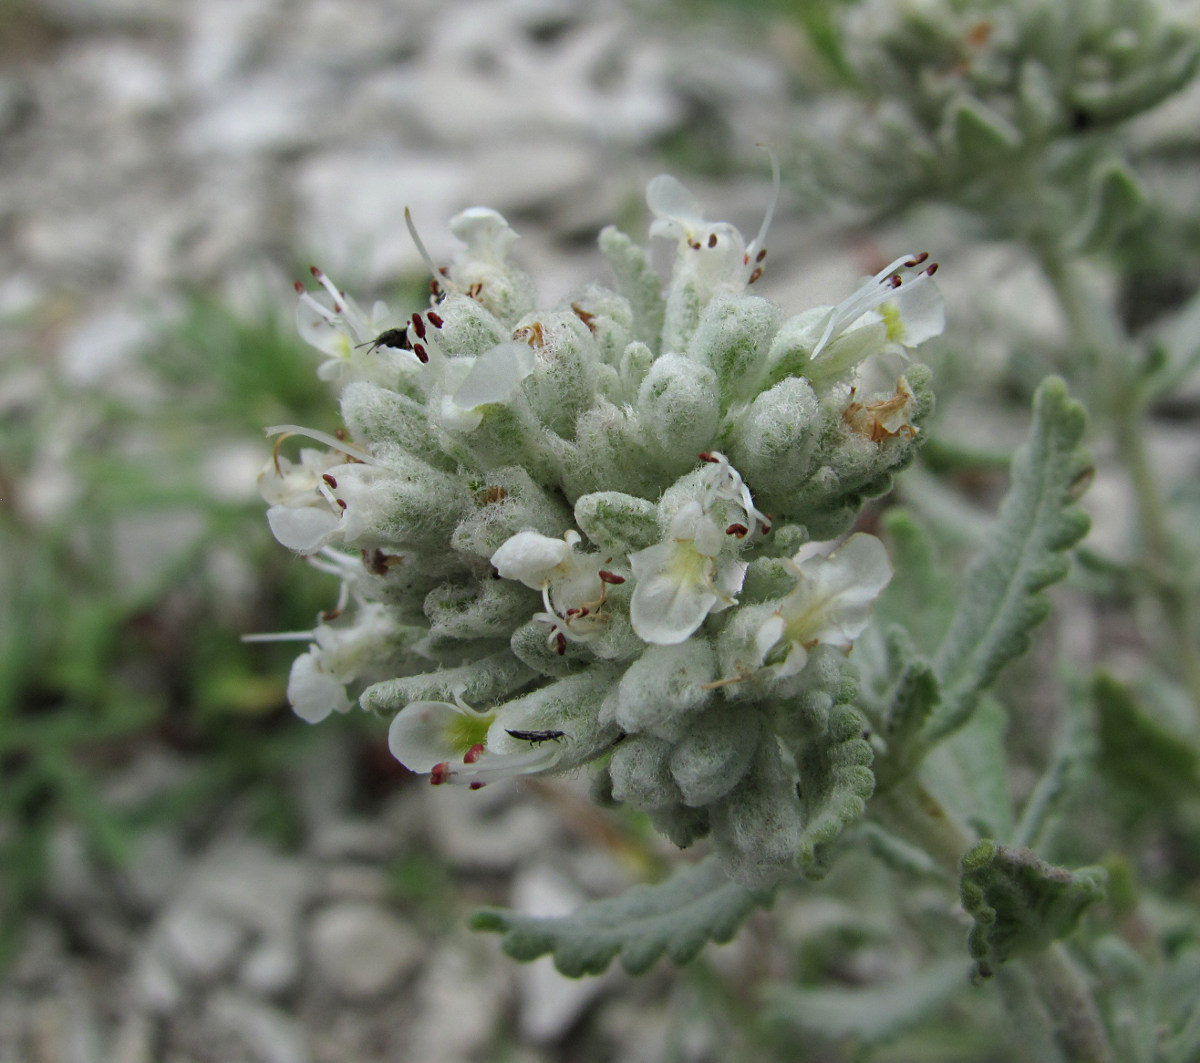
[1036,244,1200,709]
[1026,944,1117,1063]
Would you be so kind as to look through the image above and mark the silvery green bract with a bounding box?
[258,174,942,889]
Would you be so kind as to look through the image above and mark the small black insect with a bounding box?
[505,728,568,744]
[357,327,412,354]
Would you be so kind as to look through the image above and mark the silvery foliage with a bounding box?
[822,0,1198,250]
[259,170,945,894]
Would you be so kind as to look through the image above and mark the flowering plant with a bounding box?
[254,160,1095,1013]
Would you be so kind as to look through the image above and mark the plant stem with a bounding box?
[871,781,973,879]
[1026,944,1116,1063]
[1036,246,1200,709]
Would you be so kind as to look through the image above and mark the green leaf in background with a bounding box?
[877,508,957,655]
[1093,672,1200,808]
[927,377,1092,744]
[1069,160,1145,254]
[764,956,973,1047]
[924,697,1014,844]
[960,840,1107,978]
[1009,685,1092,853]
[470,856,772,977]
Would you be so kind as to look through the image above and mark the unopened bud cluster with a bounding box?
[828,0,1198,246]
[257,169,944,887]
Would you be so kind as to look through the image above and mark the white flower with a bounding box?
[387,697,563,786]
[294,267,407,385]
[265,461,393,553]
[438,337,537,431]
[647,163,777,296]
[629,503,747,645]
[698,451,771,536]
[492,529,614,650]
[753,533,893,679]
[812,253,944,360]
[249,601,408,723]
[257,445,343,508]
[407,204,534,323]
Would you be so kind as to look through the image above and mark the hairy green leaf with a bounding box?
[470,857,772,977]
[927,377,1091,743]
[874,627,942,790]
[960,840,1107,978]
[783,650,877,876]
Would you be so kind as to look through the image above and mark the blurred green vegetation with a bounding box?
[0,294,368,963]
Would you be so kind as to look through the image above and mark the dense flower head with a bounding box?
[256,173,943,887]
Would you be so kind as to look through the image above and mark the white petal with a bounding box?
[439,395,485,431]
[889,275,945,346]
[754,614,785,662]
[287,651,351,724]
[646,174,704,225]
[450,207,517,260]
[491,530,570,589]
[266,504,340,552]
[295,298,345,357]
[712,558,748,607]
[387,700,471,773]
[783,533,893,649]
[629,541,718,645]
[452,341,536,410]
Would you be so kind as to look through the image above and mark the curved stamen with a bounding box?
[265,424,375,464]
[405,207,455,294]
[746,144,781,263]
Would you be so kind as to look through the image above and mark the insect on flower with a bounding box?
[505,728,568,744]
[356,327,412,354]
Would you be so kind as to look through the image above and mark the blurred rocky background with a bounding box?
[0,1,814,1060]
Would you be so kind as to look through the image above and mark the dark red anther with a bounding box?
[698,452,718,463]
[888,274,903,289]
[309,265,322,277]
[429,278,441,297]
[430,762,451,785]
[322,474,337,488]
[748,267,764,284]
[469,781,486,790]
[333,302,343,313]
[463,743,485,764]
[426,310,444,328]
[412,314,427,339]
[761,517,772,535]
[726,523,749,538]
[756,248,767,263]
[925,262,939,277]
[707,232,718,248]
[319,607,343,622]
[904,252,929,268]
[565,607,581,617]
[294,280,305,293]
[598,570,625,585]
[554,632,567,656]
[336,498,347,510]
[414,343,429,364]
[439,266,449,277]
